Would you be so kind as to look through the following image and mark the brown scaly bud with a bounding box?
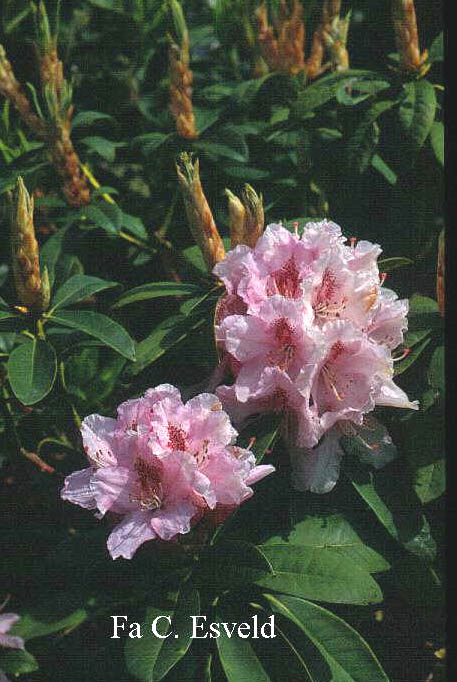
[11,177,49,313]
[256,0,305,75]
[176,153,225,273]
[0,45,47,138]
[48,115,91,207]
[392,0,428,74]
[169,38,198,140]
[168,1,198,140]
[226,184,264,249]
[436,229,444,317]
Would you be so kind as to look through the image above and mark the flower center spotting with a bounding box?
[131,457,163,511]
[314,268,348,319]
[268,257,302,299]
[168,424,187,451]
[321,340,346,402]
[268,318,296,370]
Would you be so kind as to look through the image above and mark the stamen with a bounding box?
[349,237,357,249]
[246,436,256,450]
[379,272,387,286]
[393,348,410,362]
[293,221,299,237]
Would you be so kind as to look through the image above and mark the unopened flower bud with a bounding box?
[11,177,49,313]
[225,189,246,249]
[392,0,428,74]
[225,184,264,249]
[176,153,225,272]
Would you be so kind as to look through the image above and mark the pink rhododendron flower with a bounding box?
[214,220,418,493]
[0,608,24,651]
[61,386,274,559]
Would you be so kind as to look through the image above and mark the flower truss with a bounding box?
[61,386,274,559]
[214,220,418,493]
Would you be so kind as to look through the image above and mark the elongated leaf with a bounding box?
[430,121,444,166]
[262,513,390,574]
[293,70,390,117]
[347,100,395,173]
[341,454,436,561]
[7,339,57,405]
[0,648,38,676]
[413,459,445,504]
[428,32,443,62]
[48,310,135,360]
[394,335,431,375]
[377,257,413,271]
[9,591,89,641]
[428,345,444,393]
[255,545,383,605]
[265,594,390,682]
[399,80,437,155]
[124,584,199,682]
[39,224,71,288]
[71,110,115,128]
[50,275,119,312]
[114,282,202,308]
[371,154,397,185]
[80,136,124,162]
[216,602,271,682]
[237,413,281,463]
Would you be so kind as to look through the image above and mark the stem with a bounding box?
[36,317,46,340]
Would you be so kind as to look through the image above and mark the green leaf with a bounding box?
[121,211,148,240]
[394,335,431,375]
[428,32,443,62]
[262,512,389,575]
[81,204,122,235]
[293,70,390,117]
[113,282,202,308]
[428,345,444,393]
[7,339,57,405]
[341,454,436,561]
[408,294,438,314]
[39,225,71,288]
[193,107,221,134]
[71,110,115,129]
[265,594,390,682]
[413,459,445,504]
[216,602,271,682]
[377,256,412,271]
[371,154,398,185]
[430,121,444,166]
[50,274,119,312]
[237,413,281,463]
[194,127,249,163]
[233,73,275,107]
[0,648,39,676]
[399,80,437,155]
[347,100,395,173]
[133,132,171,155]
[47,310,135,360]
[340,417,398,470]
[80,136,124,162]
[255,545,383,605]
[9,591,89,641]
[124,584,199,682]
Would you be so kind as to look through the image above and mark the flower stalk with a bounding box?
[176,153,225,272]
[392,0,428,75]
[10,177,50,314]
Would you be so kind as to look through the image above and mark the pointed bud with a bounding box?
[11,177,48,312]
[176,153,225,272]
[225,189,246,249]
[392,0,428,74]
[241,184,264,247]
[225,184,264,249]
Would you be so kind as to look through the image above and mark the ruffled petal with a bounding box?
[107,511,157,559]
[61,468,96,510]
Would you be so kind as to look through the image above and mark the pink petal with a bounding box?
[107,511,157,559]
[61,468,96,510]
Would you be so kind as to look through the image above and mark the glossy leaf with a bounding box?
[430,121,444,166]
[7,339,57,405]
[265,594,390,682]
[124,584,199,682]
[399,80,437,155]
[50,274,119,312]
[113,282,202,308]
[255,545,383,605]
[48,310,135,360]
